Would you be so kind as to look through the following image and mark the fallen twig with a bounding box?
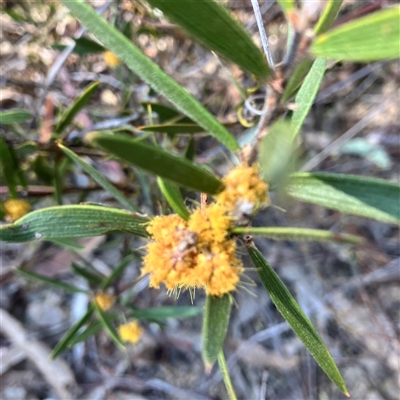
[0,308,78,400]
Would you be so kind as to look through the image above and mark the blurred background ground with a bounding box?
[0,0,399,399]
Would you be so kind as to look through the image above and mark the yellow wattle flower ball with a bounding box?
[104,51,121,68]
[142,203,243,297]
[94,292,116,311]
[118,321,143,344]
[188,203,232,245]
[3,199,30,221]
[216,165,269,214]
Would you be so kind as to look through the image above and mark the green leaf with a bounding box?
[100,254,134,290]
[184,136,196,161]
[141,102,184,123]
[69,320,103,345]
[258,120,298,189]
[282,58,313,103]
[202,294,231,369]
[46,238,85,251]
[130,306,202,321]
[62,0,239,152]
[54,81,100,135]
[93,300,125,349]
[139,124,205,134]
[51,306,94,359]
[286,173,400,224]
[15,142,39,159]
[233,227,361,244]
[157,177,190,220]
[0,109,32,124]
[0,205,149,242]
[146,0,270,79]
[14,268,87,293]
[91,134,223,195]
[58,144,141,212]
[53,36,105,55]
[276,0,295,14]
[314,0,343,35]
[290,58,326,139]
[312,6,400,61]
[71,262,103,285]
[0,137,19,198]
[247,245,348,395]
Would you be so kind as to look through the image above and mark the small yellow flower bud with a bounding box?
[3,199,31,221]
[118,321,143,344]
[104,51,121,68]
[94,292,116,311]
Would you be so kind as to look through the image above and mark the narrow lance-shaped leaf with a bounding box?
[53,36,105,55]
[314,0,344,35]
[69,320,104,346]
[0,205,149,242]
[0,137,19,198]
[14,268,87,294]
[290,58,327,140]
[157,177,190,220]
[91,134,223,195]
[139,124,205,134]
[146,0,270,79]
[93,300,125,349]
[62,0,239,152]
[281,58,313,103]
[47,238,84,251]
[258,120,298,189]
[130,306,202,321]
[0,109,32,124]
[312,6,400,61]
[58,144,141,212]
[51,306,94,359]
[247,244,348,395]
[71,262,103,285]
[100,254,134,290]
[233,227,362,244]
[54,81,100,136]
[141,102,184,123]
[202,294,231,369]
[286,173,400,224]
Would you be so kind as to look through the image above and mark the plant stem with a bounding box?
[218,351,237,400]
[250,0,275,70]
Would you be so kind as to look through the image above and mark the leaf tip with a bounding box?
[85,131,99,144]
[204,362,213,374]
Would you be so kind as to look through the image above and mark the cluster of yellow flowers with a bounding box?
[95,292,142,345]
[94,292,116,311]
[142,165,268,296]
[104,51,121,68]
[3,199,31,222]
[118,321,143,344]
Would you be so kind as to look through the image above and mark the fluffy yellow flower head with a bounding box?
[143,206,243,297]
[3,199,31,221]
[94,292,116,311]
[216,165,269,217]
[188,203,232,245]
[118,321,142,344]
[104,51,121,68]
[143,214,197,290]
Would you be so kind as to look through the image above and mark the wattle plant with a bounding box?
[1,1,399,398]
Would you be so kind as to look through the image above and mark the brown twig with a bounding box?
[0,308,78,399]
[0,184,134,197]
